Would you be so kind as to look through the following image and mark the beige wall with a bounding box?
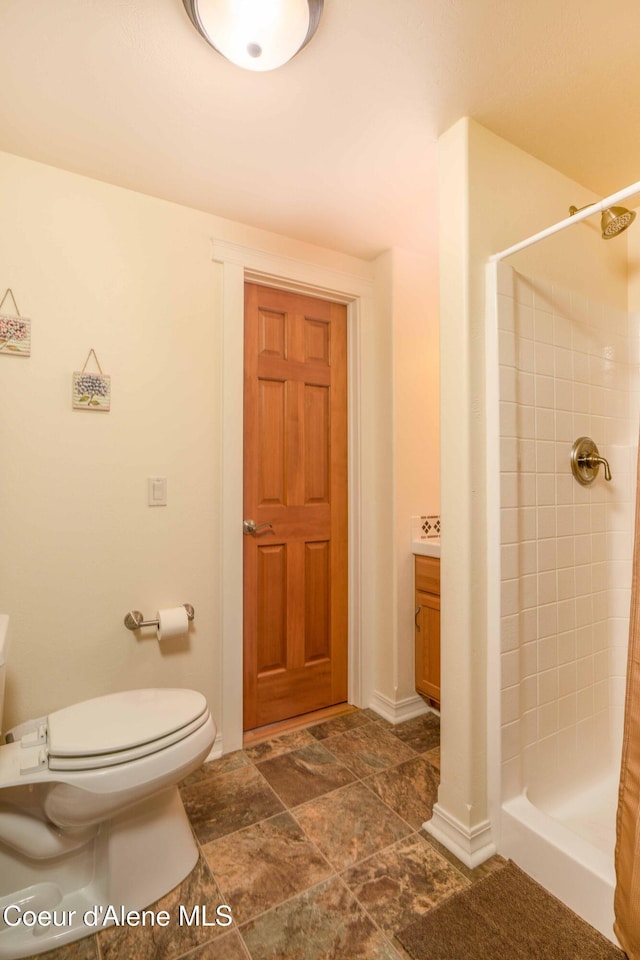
[393,248,440,701]
[0,151,222,728]
[0,149,437,733]
[470,124,628,309]
[367,248,440,708]
[0,150,378,730]
[626,223,640,312]
[436,117,628,858]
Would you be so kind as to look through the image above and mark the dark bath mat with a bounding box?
[397,860,624,960]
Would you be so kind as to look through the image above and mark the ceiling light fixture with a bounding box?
[182,0,323,72]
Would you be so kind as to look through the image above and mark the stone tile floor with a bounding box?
[30,708,504,960]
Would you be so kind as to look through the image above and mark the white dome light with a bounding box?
[183,0,323,72]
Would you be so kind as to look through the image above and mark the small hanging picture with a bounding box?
[0,289,31,357]
[73,349,111,412]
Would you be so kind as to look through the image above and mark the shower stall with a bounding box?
[486,187,640,941]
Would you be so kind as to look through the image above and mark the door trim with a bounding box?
[212,239,375,753]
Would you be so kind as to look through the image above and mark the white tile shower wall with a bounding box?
[498,264,640,802]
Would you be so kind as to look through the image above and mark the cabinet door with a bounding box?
[415,589,440,705]
[415,556,440,594]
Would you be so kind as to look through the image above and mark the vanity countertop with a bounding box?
[412,539,440,558]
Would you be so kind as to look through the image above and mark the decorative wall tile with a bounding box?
[411,515,441,541]
[422,515,441,539]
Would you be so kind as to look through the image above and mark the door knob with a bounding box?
[243,519,274,535]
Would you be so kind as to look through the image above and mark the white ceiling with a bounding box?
[2,0,640,260]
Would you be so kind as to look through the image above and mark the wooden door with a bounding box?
[243,283,348,730]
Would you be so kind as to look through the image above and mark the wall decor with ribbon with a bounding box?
[72,349,111,411]
[0,289,31,356]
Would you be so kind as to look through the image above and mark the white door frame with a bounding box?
[212,239,375,752]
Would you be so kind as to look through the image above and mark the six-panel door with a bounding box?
[243,283,348,730]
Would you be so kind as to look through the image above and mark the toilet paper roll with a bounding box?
[156,606,189,642]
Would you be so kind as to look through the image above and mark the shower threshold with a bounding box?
[501,785,617,944]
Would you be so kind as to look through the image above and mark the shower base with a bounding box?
[500,772,619,943]
[530,771,618,856]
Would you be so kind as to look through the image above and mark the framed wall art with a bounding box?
[0,289,31,356]
[73,348,111,411]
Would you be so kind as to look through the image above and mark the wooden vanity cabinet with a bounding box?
[414,555,440,709]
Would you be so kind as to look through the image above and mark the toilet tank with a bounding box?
[0,615,8,734]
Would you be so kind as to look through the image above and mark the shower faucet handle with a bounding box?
[588,454,612,482]
[570,437,612,485]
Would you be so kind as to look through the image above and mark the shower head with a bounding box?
[569,203,636,239]
[600,206,636,238]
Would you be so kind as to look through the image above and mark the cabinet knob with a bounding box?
[415,605,421,632]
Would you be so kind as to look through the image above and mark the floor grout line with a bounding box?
[176,709,445,959]
[36,711,477,960]
[239,873,339,922]
[182,725,441,853]
[332,870,407,960]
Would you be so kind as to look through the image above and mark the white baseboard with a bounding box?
[368,690,432,725]
[425,802,496,869]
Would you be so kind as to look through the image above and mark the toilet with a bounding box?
[0,615,216,959]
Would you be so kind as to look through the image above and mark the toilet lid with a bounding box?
[47,689,208,761]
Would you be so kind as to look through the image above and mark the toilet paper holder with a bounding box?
[124,604,195,631]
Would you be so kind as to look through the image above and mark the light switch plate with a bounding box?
[148,477,167,506]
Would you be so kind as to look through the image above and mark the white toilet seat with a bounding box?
[0,688,214,795]
[47,688,209,771]
[49,711,210,770]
